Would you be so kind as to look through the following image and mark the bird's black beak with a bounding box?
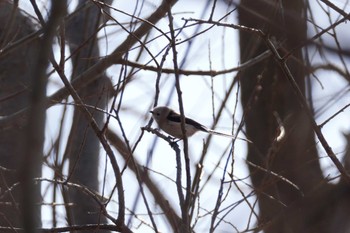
[149,111,154,114]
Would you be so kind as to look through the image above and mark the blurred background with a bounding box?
[1,0,350,232]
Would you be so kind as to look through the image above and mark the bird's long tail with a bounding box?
[207,129,252,143]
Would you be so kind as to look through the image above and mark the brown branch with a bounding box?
[52,61,126,226]
[263,35,350,183]
[113,113,159,232]
[184,16,350,183]
[0,224,130,233]
[318,103,350,128]
[39,178,118,224]
[319,0,350,18]
[114,50,271,76]
[0,29,42,59]
[168,8,191,233]
[0,0,179,131]
[106,128,182,232]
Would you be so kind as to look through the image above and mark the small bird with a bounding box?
[150,106,242,140]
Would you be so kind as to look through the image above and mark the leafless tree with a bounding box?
[0,0,350,232]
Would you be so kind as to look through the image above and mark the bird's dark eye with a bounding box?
[156,113,160,116]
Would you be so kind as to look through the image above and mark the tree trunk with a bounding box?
[237,0,350,232]
[0,1,41,229]
[64,1,112,229]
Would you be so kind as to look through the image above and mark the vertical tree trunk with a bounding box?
[238,0,334,232]
[0,1,41,228]
[64,1,112,229]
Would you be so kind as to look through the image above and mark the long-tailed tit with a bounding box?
[150,106,242,139]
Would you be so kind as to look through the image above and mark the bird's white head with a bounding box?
[150,106,171,125]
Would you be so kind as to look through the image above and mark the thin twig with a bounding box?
[263,35,350,183]
[0,0,179,131]
[186,16,350,183]
[318,103,350,128]
[52,61,126,225]
[168,7,191,233]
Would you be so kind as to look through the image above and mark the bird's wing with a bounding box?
[166,111,208,132]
